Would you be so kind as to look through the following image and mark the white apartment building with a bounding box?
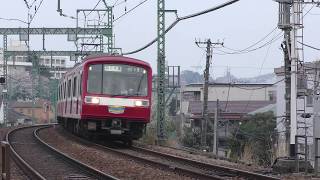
[0,40,68,79]
[274,61,317,160]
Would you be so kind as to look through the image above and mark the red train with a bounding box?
[57,55,152,145]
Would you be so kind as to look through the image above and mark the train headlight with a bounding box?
[134,100,149,107]
[85,96,100,104]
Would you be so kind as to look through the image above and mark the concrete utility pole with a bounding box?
[2,35,8,126]
[277,0,292,156]
[195,39,223,150]
[214,99,219,156]
[275,1,320,172]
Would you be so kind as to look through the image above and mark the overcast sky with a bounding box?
[0,0,319,78]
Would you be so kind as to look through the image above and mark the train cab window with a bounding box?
[87,64,102,94]
[73,77,77,97]
[87,64,148,96]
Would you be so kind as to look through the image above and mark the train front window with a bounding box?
[87,64,102,94]
[87,64,148,96]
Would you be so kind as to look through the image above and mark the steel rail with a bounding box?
[34,126,118,180]
[7,125,48,180]
[7,125,118,180]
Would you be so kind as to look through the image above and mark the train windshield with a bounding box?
[87,64,148,96]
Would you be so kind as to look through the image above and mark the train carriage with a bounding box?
[57,55,152,145]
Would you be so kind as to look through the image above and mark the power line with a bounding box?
[113,0,127,7]
[215,31,283,55]
[0,17,28,24]
[87,0,103,16]
[222,27,278,53]
[113,0,150,22]
[123,0,241,55]
[298,41,320,51]
[23,0,30,9]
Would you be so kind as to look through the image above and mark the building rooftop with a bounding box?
[188,100,274,115]
[9,101,43,108]
[185,83,274,87]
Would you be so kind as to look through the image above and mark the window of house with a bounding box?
[183,91,201,101]
[194,91,201,101]
[22,56,28,62]
[307,89,313,107]
[61,60,65,65]
[268,91,276,101]
[16,56,23,62]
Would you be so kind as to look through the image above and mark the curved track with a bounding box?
[7,125,117,180]
[43,126,280,180]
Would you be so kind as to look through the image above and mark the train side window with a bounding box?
[58,86,60,100]
[64,82,67,99]
[60,85,62,100]
[68,79,71,98]
[73,76,77,97]
[80,73,82,95]
[63,82,66,99]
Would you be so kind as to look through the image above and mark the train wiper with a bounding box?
[110,94,129,97]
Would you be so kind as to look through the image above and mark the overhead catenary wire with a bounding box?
[123,0,241,55]
[29,0,44,24]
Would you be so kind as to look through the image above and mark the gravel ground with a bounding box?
[134,142,320,180]
[0,126,29,180]
[134,141,269,173]
[39,126,194,180]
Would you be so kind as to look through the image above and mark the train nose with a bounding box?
[112,119,122,128]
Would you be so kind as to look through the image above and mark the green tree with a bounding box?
[229,111,276,166]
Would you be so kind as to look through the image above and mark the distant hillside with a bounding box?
[215,71,276,84]
[180,70,276,85]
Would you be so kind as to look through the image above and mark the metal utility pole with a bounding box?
[157,0,166,142]
[195,39,223,150]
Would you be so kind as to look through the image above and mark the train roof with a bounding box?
[59,55,151,82]
[82,54,151,67]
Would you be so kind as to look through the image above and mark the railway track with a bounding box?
[130,146,279,180]
[41,126,280,180]
[7,125,118,180]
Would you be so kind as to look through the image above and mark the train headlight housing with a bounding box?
[134,100,149,107]
[85,96,100,104]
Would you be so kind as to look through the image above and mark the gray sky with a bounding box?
[1,0,319,78]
